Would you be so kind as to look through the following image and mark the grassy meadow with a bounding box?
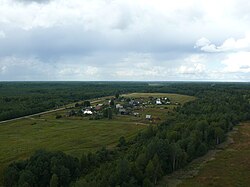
[122,93,195,104]
[0,114,145,183]
[0,93,195,183]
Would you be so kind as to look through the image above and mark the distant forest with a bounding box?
[2,82,250,187]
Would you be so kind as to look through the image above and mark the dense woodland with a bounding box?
[2,82,250,187]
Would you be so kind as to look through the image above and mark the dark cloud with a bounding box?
[0,24,196,61]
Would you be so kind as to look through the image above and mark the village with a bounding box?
[64,94,179,123]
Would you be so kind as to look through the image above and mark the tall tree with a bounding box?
[152,154,163,184]
[80,153,88,173]
[115,92,120,99]
[145,160,154,182]
[83,100,91,107]
[50,174,58,187]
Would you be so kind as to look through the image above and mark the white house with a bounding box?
[133,112,140,117]
[116,104,123,109]
[119,108,127,115]
[146,115,152,119]
[83,109,93,115]
[156,99,162,105]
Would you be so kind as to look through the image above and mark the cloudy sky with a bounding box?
[0,0,250,81]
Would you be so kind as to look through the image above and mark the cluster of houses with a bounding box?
[116,97,173,120]
[81,104,104,115]
[66,103,104,117]
[155,97,171,105]
[67,96,174,121]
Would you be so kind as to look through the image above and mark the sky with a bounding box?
[0,0,250,81]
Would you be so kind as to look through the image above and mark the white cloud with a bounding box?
[195,32,250,52]
[0,56,101,80]
[114,53,164,79]
[0,53,248,81]
[0,0,247,35]
[85,66,99,76]
[0,65,7,73]
[177,55,206,74]
[222,52,250,73]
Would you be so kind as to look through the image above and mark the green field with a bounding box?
[177,122,250,187]
[122,93,195,122]
[122,93,195,104]
[0,93,195,183]
[0,114,146,183]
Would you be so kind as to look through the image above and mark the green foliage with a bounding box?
[4,150,80,187]
[18,170,35,187]
[55,114,62,119]
[145,160,154,181]
[50,174,58,187]
[116,159,130,184]
[83,100,91,107]
[143,178,153,187]
[115,92,120,99]
[103,107,113,119]
[80,153,88,174]
[73,179,88,187]
[118,136,126,147]
[3,166,19,187]
[152,154,163,184]
[110,99,115,106]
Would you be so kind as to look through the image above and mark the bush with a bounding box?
[56,114,62,119]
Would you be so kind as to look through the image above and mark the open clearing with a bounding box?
[122,93,195,104]
[162,122,250,187]
[0,93,194,183]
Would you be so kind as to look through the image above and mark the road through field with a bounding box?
[0,99,103,125]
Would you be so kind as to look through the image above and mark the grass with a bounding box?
[0,92,194,184]
[177,122,250,187]
[122,93,195,104]
[122,93,195,123]
[0,116,145,183]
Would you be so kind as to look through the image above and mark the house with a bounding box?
[116,104,123,109]
[83,106,93,110]
[129,100,140,106]
[95,106,102,111]
[129,100,135,105]
[95,104,103,111]
[133,112,140,117]
[83,109,93,115]
[156,99,162,105]
[146,115,152,120]
[119,108,127,115]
